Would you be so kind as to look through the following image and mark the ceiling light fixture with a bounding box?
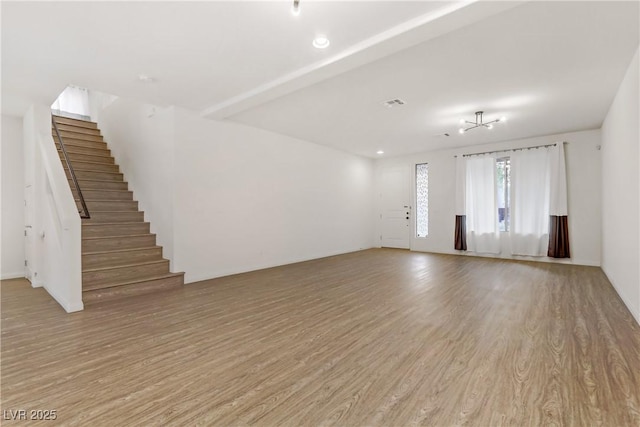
[313,35,330,49]
[376,150,384,155]
[292,0,300,16]
[458,111,505,134]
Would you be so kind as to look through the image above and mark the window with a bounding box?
[416,163,428,237]
[496,157,511,231]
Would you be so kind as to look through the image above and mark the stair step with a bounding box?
[83,246,164,270]
[72,179,128,191]
[56,138,107,150]
[65,160,119,173]
[55,130,104,142]
[59,150,114,164]
[73,189,133,201]
[65,168,123,182]
[76,200,138,211]
[82,273,184,305]
[83,260,171,290]
[83,234,156,252]
[52,117,184,304]
[83,211,144,223]
[82,222,150,238]
[58,144,111,156]
[53,116,98,129]
[53,123,102,136]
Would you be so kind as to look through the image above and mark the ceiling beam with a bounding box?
[200,0,526,121]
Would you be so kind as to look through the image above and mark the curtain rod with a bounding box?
[454,142,564,158]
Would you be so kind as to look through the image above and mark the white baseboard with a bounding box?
[183,246,375,285]
[601,268,640,326]
[43,284,84,313]
[408,247,600,267]
[0,272,26,280]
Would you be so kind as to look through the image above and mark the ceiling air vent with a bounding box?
[383,98,406,108]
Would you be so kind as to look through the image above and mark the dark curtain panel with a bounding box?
[548,215,570,258]
[455,215,467,251]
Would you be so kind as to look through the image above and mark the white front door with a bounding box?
[380,166,411,249]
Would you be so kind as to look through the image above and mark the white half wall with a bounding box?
[601,47,639,325]
[22,104,83,312]
[173,108,375,283]
[375,129,602,267]
[1,115,25,279]
[96,98,176,267]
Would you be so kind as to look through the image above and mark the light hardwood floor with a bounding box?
[2,249,639,426]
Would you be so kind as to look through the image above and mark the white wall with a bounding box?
[1,115,25,279]
[22,104,83,312]
[375,129,602,267]
[97,98,176,266]
[93,98,375,283]
[601,47,639,324]
[173,108,375,282]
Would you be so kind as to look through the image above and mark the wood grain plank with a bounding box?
[1,250,639,426]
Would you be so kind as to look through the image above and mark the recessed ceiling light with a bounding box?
[313,35,330,49]
[377,150,384,155]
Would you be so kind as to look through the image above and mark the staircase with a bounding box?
[52,115,184,304]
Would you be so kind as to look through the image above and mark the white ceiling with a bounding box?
[2,1,639,158]
[1,1,453,113]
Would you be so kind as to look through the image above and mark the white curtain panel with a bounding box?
[51,85,90,116]
[549,143,568,216]
[465,156,500,254]
[455,156,466,216]
[510,148,551,256]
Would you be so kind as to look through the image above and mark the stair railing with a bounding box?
[51,115,90,219]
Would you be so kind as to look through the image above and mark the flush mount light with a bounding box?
[291,0,300,16]
[313,35,330,49]
[458,111,505,134]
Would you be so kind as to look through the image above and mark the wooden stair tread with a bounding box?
[82,233,155,241]
[58,148,112,157]
[83,259,168,273]
[52,115,97,127]
[83,246,163,256]
[64,167,120,173]
[72,178,128,184]
[53,127,101,136]
[82,272,184,292]
[82,221,145,226]
[81,210,142,213]
[75,199,135,202]
[54,129,102,136]
[65,159,117,166]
